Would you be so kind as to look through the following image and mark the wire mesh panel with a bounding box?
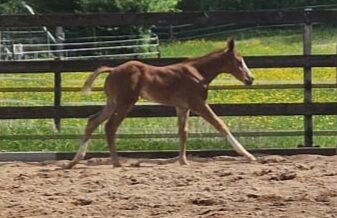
[0,29,160,61]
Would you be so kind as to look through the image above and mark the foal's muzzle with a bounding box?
[244,77,254,86]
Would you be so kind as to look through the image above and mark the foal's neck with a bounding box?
[187,49,226,84]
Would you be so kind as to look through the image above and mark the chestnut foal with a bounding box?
[64,39,256,169]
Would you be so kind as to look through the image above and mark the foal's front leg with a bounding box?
[191,102,256,161]
[132,108,190,166]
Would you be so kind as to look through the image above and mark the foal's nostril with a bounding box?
[244,77,254,85]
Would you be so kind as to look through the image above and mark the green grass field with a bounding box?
[0,26,337,151]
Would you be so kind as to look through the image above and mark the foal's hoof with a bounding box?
[130,162,141,167]
[179,159,189,166]
[248,155,257,162]
[113,162,122,168]
[62,162,75,169]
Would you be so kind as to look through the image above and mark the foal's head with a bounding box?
[222,39,254,85]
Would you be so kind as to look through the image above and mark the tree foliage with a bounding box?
[0,0,179,14]
[76,0,179,35]
[28,0,79,13]
[77,0,178,13]
[0,0,26,14]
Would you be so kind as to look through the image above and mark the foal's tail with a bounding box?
[82,66,114,94]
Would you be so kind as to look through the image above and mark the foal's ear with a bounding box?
[227,38,235,52]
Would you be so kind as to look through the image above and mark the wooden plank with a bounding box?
[0,148,336,162]
[0,131,304,140]
[1,83,336,93]
[0,10,306,27]
[0,103,337,119]
[2,130,337,141]
[310,10,337,25]
[0,55,336,73]
[246,55,337,68]
[2,10,337,28]
[1,130,337,141]
[0,58,184,73]
[1,10,337,28]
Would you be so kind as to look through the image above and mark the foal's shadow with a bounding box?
[36,155,255,172]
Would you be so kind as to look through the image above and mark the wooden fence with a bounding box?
[1,9,337,150]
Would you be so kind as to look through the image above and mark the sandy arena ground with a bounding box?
[1,155,337,218]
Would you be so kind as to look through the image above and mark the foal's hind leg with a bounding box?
[105,104,134,167]
[63,104,115,169]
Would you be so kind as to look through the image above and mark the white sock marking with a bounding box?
[226,132,256,161]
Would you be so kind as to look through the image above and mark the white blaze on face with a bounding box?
[242,58,253,78]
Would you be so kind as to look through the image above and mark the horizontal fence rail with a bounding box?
[1,130,337,141]
[0,55,336,73]
[1,10,337,27]
[1,103,337,119]
[1,83,337,93]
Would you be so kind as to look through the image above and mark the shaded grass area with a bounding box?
[0,26,337,151]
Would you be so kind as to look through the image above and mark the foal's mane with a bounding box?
[183,47,227,64]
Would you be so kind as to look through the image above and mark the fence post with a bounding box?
[54,71,61,131]
[0,31,2,61]
[156,35,161,58]
[302,9,313,147]
[53,26,64,131]
[169,25,174,40]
